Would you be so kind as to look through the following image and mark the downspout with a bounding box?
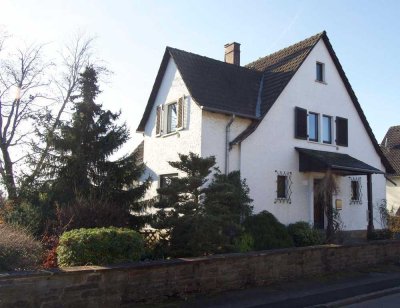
[225,114,235,175]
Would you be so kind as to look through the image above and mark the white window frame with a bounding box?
[322,114,333,144]
[165,101,178,134]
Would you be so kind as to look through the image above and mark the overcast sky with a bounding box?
[1,0,399,152]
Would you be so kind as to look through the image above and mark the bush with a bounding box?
[244,211,293,250]
[233,233,254,253]
[287,221,324,247]
[367,228,393,240]
[0,224,43,271]
[57,227,144,266]
[168,214,235,258]
[0,201,43,235]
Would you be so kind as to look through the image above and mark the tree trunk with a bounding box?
[0,144,17,200]
[326,199,334,243]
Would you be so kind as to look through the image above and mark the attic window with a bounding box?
[167,103,177,133]
[316,62,325,82]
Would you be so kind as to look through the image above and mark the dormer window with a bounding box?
[316,62,325,82]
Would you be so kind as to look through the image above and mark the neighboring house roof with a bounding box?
[381,125,400,176]
[136,31,394,174]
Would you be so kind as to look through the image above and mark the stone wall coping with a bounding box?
[1,240,399,281]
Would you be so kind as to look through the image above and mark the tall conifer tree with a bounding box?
[48,66,148,226]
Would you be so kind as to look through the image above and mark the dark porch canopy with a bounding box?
[295,147,384,175]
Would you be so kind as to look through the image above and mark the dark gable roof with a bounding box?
[136,47,261,132]
[246,32,323,116]
[381,125,400,176]
[136,31,394,174]
[169,48,262,118]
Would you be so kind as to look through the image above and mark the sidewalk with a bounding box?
[164,263,400,308]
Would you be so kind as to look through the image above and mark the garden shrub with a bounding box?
[287,221,324,247]
[233,233,254,253]
[0,224,43,271]
[0,201,43,235]
[244,211,293,250]
[367,228,393,240]
[57,227,144,266]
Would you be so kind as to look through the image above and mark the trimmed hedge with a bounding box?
[244,211,293,250]
[287,221,324,247]
[57,227,144,267]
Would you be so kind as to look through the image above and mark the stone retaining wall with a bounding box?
[1,240,400,307]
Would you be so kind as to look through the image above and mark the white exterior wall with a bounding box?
[201,111,252,174]
[240,40,387,230]
[142,58,203,199]
[387,177,400,213]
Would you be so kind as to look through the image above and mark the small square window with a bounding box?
[160,173,178,188]
[316,62,324,82]
[167,103,177,133]
[308,112,319,142]
[322,115,332,144]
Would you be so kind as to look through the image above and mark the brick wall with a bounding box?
[1,241,400,307]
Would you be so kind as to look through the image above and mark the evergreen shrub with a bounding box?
[57,227,144,266]
[233,233,254,253]
[287,221,324,247]
[244,211,293,250]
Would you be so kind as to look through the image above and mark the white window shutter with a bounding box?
[177,95,185,129]
[155,106,161,136]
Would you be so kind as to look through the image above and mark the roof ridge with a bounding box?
[166,46,262,75]
[245,31,326,70]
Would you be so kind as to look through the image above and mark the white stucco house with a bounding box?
[381,126,400,213]
[136,31,394,233]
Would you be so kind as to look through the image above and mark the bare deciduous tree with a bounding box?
[0,32,94,200]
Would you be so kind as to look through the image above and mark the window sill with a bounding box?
[315,80,327,85]
[161,131,179,138]
[307,140,337,148]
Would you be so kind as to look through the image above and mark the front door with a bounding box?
[313,179,325,229]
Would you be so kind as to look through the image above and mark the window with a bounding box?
[167,103,177,133]
[322,115,332,144]
[350,177,362,204]
[275,171,292,203]
[277,176,287,199]
[155,96,185,137]
[159,173,178,188]
[308,112,319,142]
[316,62,324,82]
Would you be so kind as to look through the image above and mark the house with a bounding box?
[381,126,400,213]
[136,31,394,234]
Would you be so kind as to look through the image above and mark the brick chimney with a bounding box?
[224,42,240,65]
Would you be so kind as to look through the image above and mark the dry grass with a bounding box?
[0,224,43,271]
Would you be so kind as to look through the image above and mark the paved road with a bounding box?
[346,292,400,308]
[177,266,400,308]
